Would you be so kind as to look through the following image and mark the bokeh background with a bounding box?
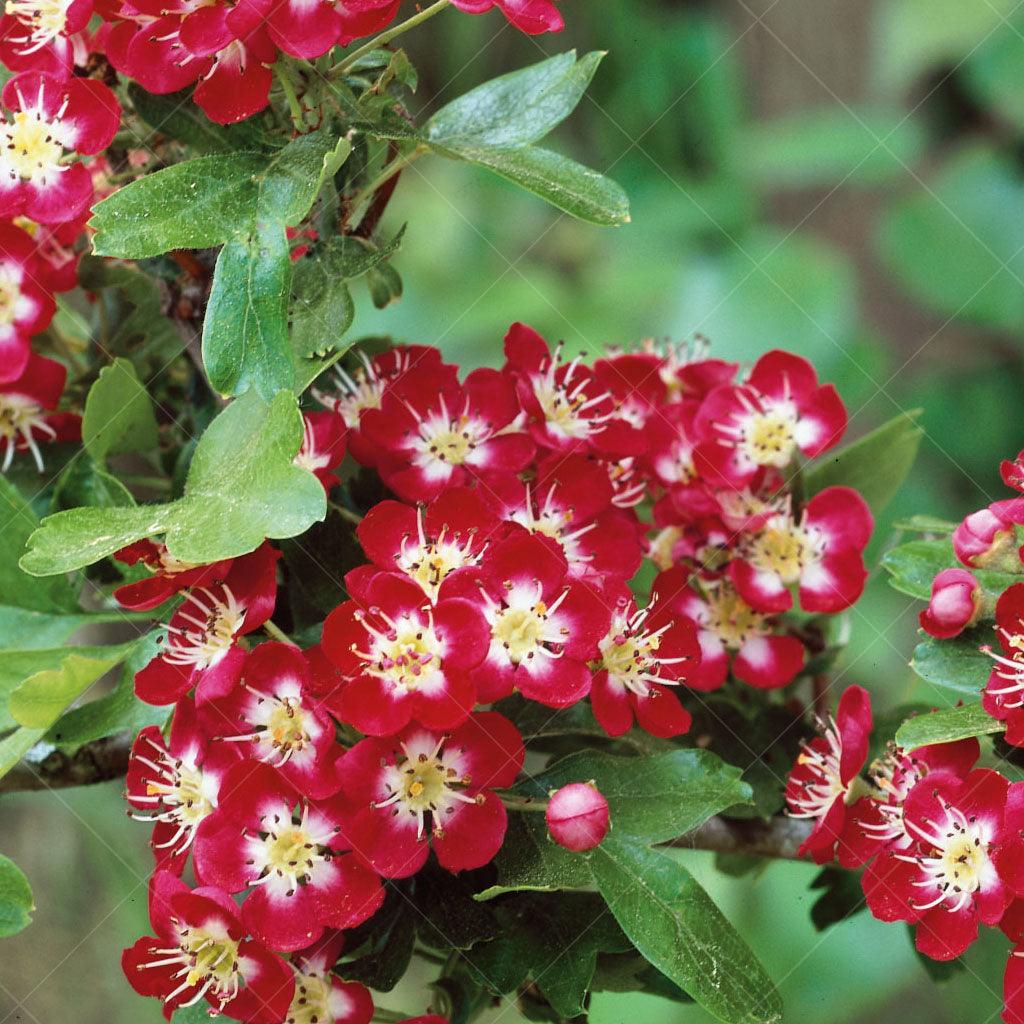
[4,0,1024,1021]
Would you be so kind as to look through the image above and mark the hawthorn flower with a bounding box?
[0,350,79,472]
[443,532,609,706]
[0,219,54,383]
[953,498,1024,571]
[502,322,645,459]
[1002,450,1024,493]
[356,487,500,602]
[728,486,873,614]
[863,769,1012,960]
[361,365,534,501]
[126,698,241,874]
[984,584,1024,745]
[113,540,233,612]
[0,0,91,74]
[203,642,342,800]
[340,712,524,877]
[656,569,805,690]
[785,684,872,864]
[134,544,280,707]
[694,349,847,487]
[546,781,609,852]
[122,869,294,1023]
[294,411,347,492]
[283,932,374,1024]
[195,761,384,952]
[0,71,119,223]
[321,571,489,736]
[590,594,700,739]
[451,0,563,34]
[919,568,982,639]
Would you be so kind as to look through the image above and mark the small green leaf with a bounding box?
[804,410,923,516]
[426,50,604,148]
[0,855,33,937]
[290,249,356,358]
[882,539,1023,601]
[894,702,1004,749]
[9,651,126,728]
[592,839,782,1024]
[413,861,497,950]
[21,390,325,574]
[911,631,992,697]
[82,357,160,464]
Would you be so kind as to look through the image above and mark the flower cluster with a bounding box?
[787,685,1024,1022]
[117,326,871,1020]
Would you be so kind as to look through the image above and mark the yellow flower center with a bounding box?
[704,586,769,650]
[492,605,547,663]
[6,108,64,183]
[741,409,796,468]
[286,973,332,1024]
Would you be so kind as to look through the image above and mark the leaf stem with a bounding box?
[349,146,427,219]
[274,60,306,130]
[263,620,293,644]
[328,499,364,526]
[498,792,548,813]
[329,0,452,77]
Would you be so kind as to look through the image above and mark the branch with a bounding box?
[0,735,814,861]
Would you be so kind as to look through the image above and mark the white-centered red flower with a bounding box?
[126,697,241,874]
[589,592,700,739]
[321,571,489,736]
[863,769,1013,961]
[443,532,609,706]
[134,544,280,706]
[361,365,533,501]
[122,869,294,1023]
[339,712,524,877]
[0,0,91,74]
[195,761,384,952]
[919,567,982,639]
[294,410,347,493]
[984,584,1024,745]
[0,71,119,223]
[728,486,873,614]
[785,684,872,865]
[283,931,373,1024]
[114,540,234,612]
[0,349,79,472]
[0,219,54,382]
[545,781,609,852]
[694,349,847,488]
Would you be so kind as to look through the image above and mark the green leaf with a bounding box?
[412,862,497,950]
[466,893,631,1018]
[893,514,958,534]
[0,607,145,650]
[911,631,992,697]
[877,147,1024,331]
[0,855,33,937]
[894,702,1004,749]
[171,1006,216,1024]
[21,390,325,574]
[882,539,1023,601]
[82,357,160,464]
[963,13,1024,133]
[432,142,630,227]
[53,458,136,511]
[426,50,604,148]
[808,867,865,932]
[290,248,356,359]
[339,888,415,991]
[592,839,782,1024]
[9,651,126,728]
[803,410,923,516]
[515,749,751,845]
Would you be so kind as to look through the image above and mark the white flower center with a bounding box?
[139,921,242,1011]
[530,350,614,441]
[248,803,339,896]
[286,971,332,1024]
[396,507,483,600]
[787,718,845,820]
[222,688,315,768]
[3,105,68,186]
[739,407,798,468]
[0,393,54,473]
[162,586,245,671]
[599,605,683,697]
[4,0,73,51]
[701,584,771,650]
[351,608,442,692]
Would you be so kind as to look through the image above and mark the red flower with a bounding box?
[321,571,489,736]
[0,350,80,472]
[919,567,982,639]
[0,220,54,383]
[194,761,384,952]
[443,532,609,706]
[985,585,1024,745]
[361,365,533,501]
[122,869,294,1023]
[134,544,280,706]
[0,0,92,74]
[294,410,347,492]
[451,0,562,33]
[0,71,119,223]
[356,487,499,602]
[694,349,847,487]
[590,593,700,739]
[785,685,872,864]
[863,769,1012,960]
[546,781,609,852]
[502,323,645,459]
[656,570,805,690]
[284,932,373,1024]
[727,487,873,614]
[838,737,980,869]
[953,498,1024,570]
[126,697,242,874]
[201,643,342,800]
[1002,450,1024,493]
[114,540,233,612]
[339,712,524,877]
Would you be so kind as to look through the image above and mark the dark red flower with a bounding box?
[451,0,562,34]
[339,712,524,877]
[1002,450,1024,493]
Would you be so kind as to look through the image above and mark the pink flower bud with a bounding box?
[545,782,610,852]
[953,498,1024,570]
[919,568,981,639]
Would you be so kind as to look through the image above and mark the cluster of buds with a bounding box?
[787,685,1024,1021]
[118,325,872,1021]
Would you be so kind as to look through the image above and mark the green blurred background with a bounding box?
[5,0,1024,1020]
